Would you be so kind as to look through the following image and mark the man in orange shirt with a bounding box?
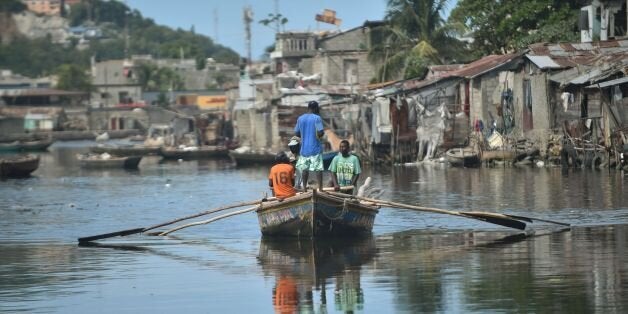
[269,152,296,199]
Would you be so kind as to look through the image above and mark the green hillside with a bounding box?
[0,0,239,80]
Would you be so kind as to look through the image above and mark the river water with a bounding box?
[1,141,627,313]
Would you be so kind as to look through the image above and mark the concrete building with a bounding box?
[0,69,53,93]
[22,0,62,15]
[131,55,239,90]
[271,21,384,87]
[90,59,142,108]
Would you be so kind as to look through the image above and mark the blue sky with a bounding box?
[125,0,457,60]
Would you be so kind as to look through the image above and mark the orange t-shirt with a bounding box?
[269,163,296,198]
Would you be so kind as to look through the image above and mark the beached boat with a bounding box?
[77,153,142,169]
[90,144,161,156]
[0,155,40,178]
[0,138,53,152]
[446,148,480,167]
[160,145,229,160]
[256,190,379,237]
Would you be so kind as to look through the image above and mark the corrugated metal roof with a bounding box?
[586,76,628,89]
[446,53,520,78]
[526,55,563,69]
[0,88,87,97]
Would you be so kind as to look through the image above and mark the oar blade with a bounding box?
[461,213,527,230]
[78,227,145,243]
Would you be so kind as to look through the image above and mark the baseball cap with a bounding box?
[288,136,300,146]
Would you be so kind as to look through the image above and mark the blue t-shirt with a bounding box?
[294,113,324,157]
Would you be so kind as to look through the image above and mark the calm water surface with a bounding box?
[1,141,627,313]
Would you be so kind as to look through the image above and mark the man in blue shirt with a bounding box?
[294,101,324,191]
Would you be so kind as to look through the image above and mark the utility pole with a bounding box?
[213,8,219,43]
[274,0,280,33]
[243,6,253,67]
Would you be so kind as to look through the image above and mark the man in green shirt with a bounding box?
[329,140,361,191]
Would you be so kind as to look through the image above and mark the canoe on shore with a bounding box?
[446,148,480,167]
[77,154,142,169]
[481,150,517,161]
[0,155,40,178]
[256,190,379,237]
[160,146,229,160]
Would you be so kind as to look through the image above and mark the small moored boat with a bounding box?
[229,148,276,165]
[0,138,54,152]
[160,145,229,160]
[446,148,480,167]
[0,155,40,178]
[256,190,379,237]
[77,153,142,169]
[90,144,161,156]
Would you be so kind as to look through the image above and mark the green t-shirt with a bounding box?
[328,154,361,186]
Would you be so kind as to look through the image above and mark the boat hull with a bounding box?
[160,146,229,160]
[229,150,276,165]
[256,191,378,237]
[0,139,53,152]
[90,144,160,156]
[0,155,40,178]
[446,148,480,167]
[78,155,142,169]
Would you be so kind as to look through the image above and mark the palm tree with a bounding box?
[369,0,468,82]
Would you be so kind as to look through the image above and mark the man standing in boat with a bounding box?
[329,140,361,192]
[294,101,325,191]
[269,152,296,199]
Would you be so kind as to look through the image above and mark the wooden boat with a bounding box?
[0,155,40,178]
[446,147,480,167]
[77,153,142,169]
[160,145,229,160]
[229,149,277,165]
[90,144,161,156]
[256,190,379,237]
[481,150,516,162]
[229,149,338,167]
[0,138,53,152]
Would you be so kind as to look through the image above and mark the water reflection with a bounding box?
[374,226,628,313]
[258,237,375,313]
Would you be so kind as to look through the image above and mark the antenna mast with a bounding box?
[243,6,253,66]
[213,8,219,43]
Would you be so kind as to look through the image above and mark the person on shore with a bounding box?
[329,139,361,192]
[268,151,296,199]
[294,101,324,191]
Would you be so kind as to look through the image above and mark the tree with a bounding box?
[135,63,183,92]
[0,0,26,13]
[55,64,93,92]
[449,0,587,55]
[369,0,470,82]
[259,13,288,33]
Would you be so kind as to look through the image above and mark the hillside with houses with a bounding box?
[1,0,627,170]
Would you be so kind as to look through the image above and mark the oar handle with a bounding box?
[78,228,145,243]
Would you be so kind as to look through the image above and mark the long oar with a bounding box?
[158,206,258,235]
[77,199,271,243]
[328,192,570,230]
